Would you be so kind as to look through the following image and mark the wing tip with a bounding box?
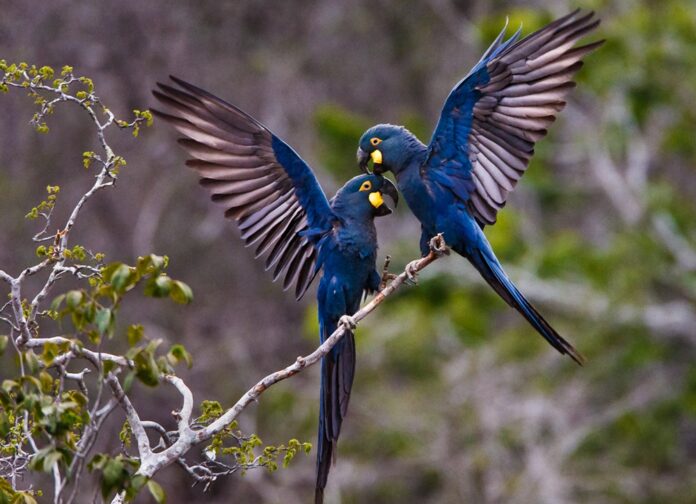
[168,74,189,89]
[567,345,587,366]
[176,137,204,148]
[148,106,181,125]
[315,487,324,504]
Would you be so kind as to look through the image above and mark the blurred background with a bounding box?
[1,0,695,502]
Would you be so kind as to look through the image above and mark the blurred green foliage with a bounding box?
[293,2,696,502]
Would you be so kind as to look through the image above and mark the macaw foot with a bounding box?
[405,260,420,285]
[339,315,357,332]
[379,273,398,291]
[429,233,450,256]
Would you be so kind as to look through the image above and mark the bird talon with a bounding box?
[405,260,420,284]
[339,315,357,331]
[429,234,449,256]
[379,273,398,290]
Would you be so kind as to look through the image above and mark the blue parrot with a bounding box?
[357,10,604,365]
[151,77,398,502]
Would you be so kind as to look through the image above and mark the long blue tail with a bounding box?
[464,237,585,365]
[315,322,356,503]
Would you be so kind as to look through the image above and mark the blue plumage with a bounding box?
[358,11,604,365]
[152,79,398,503]
[270,135,335,231]
[313,175,389,504]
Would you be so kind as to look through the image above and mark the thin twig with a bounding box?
[110,235,450,503]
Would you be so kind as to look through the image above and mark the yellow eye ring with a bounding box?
[359,180,372,192]
[370,137,382,146]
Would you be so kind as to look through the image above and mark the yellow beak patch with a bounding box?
[369,191,384,208]
[371,149,383,165]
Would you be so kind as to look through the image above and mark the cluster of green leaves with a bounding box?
[0,61,153,140]
[0,369,86,491]
[87,454,164,503]
[199,400,312,475]
[116,109,154,138]
[0,62,88,133]
[0,253,196,500]
[0,478,40,504]
[0,62,193,502]
[24,185,59,222]
[48,254,194,383]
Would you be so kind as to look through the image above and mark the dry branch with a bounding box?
[109,235,450,502]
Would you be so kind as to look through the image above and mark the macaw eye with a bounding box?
[370,137,382,146]
[359,180,372,192]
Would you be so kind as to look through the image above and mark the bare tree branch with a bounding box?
[109,235,450,502]
[107,373,152,461]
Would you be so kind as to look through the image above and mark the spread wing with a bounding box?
[152,76,336,299]
[423,10,603,225]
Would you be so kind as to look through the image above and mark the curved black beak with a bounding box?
[380,177,399,210]
[372,163,386,175]
[357,147,370,173]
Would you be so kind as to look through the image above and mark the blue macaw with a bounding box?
[357,10,604,365]
[151,77,398,502]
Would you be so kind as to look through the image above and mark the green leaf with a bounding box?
[0,477,15,497]
[66,290,83,309]
[41,341,59,365]
[147,480,166,504]
[169,280,193,304]
[19,490,38,504]
[127,324,144,346]
[29,446,62,472]
[123,370,136,393]
[100,262,121,282]
[144,275,171,298]
[134,349,161,387]
[2,379,19,394]
[0,335,7,356]
[199,400,224,421]
[167,344,192,369]
[20,493,38,504]
[110,264,134,292]
[101,456,128,499]
[19,375,41,391]
[102,360,116,376]
[88,453,108,471]
[24,351,40,374]
[0,410,10,437]
[126,474,148,500]
[39,371,54,394]
[50,294,65,311]
[94,307,113,335]
[136,254,167,276]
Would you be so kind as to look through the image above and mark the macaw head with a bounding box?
[357,124,421,176]
[332,173,398,218]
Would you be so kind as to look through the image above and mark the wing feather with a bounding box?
[153,77,335,299]
[424,11,603,224]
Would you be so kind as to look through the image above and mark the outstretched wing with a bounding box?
[152,76,336,299]
[424,10,603,225]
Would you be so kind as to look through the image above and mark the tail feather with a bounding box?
[315,486,325,504]
[315,327,356,502]
[469,246,585,365]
